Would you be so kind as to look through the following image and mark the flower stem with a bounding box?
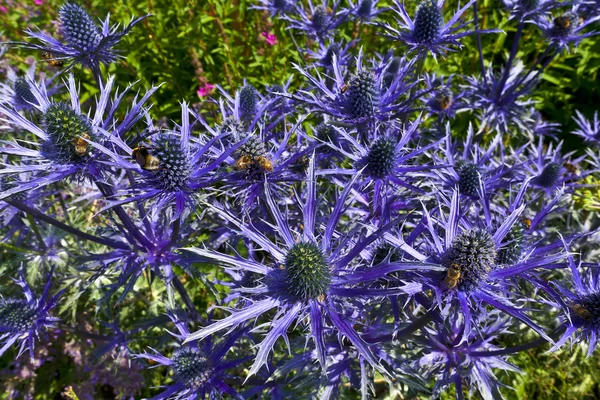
[473,0,487,83]
[172,275,203,322]
[6,198,129,250]
[496,22,524,101]
[26,212,48,252]
[469,327,565,357]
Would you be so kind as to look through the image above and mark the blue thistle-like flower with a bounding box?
[0,74,158,200]
[572,110,600,144]
[537,6,600,51]
[253,0,292,16]
[0,266,62,359]
[136,312,246,399]
[284,0,349,41]
[15,2,149,72]
[182,158,438,377]
[381,0,500,58]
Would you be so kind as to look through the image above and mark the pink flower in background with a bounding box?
[197,83,215,97]
[0,6,7,12]
[261,31,277,46]
[34,0,44,5]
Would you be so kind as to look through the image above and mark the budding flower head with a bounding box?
[312,5,331,35]
[364,137,397,179]
[346,69,378,120]
[497,217,529,265]
[42,102,94,164]
[321,43,341,67]
[59,2,102,53]
[13,77,38,109]
[357,0,374,18]
[442,229,497,290]
[535,162,561,188]
[284,241,331,302]
[171,347,214,389]
[413,0,443,44]
[149,133,191,191]
[239,84,258,121]
[519,0,539,12]
[456,162,481,197]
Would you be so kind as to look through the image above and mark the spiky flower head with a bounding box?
[312,5,331,35]
[13,77,38,109]
[150,133,191,191]
[284,241,331,302]
[42,102,94,164]
[235,134,267,159]
[171,347,214,390]
[413,0,443,44]
[535,162,561,188]
[363,137,397,179]
[346,70,378,120]
[59,3,102,53]
[321,43,341,66]
[519,0,539,12]
[497,217,529,265]
[315,123,338,144]
[0,299,38,334]
[220,116,246,139]
[456,162,481,197]
[357,0,374,18]
[239,84,258,121]
[442,229,497,290]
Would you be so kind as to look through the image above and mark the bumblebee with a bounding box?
[73,133,90,156]
[132,145,161,171]
[571,303,593,322]
[340,84,349,94]
[565,162,580,176]
[440,95,452,110]
[255,155,274,173]
[553,15,572,29]
[443,263,461,290]
[42,52,64,67]
[519,216,532,229]
[233,155,253,171]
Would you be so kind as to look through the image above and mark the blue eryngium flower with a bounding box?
[572,110,600,145]
[252,0,293,16]
[136,312,246,399]
[381,0,499,58]
[0,266,62,359]
[0,75,157,200]
[537,7,600,51]
[417,313,520,399]
[17,2,148,73]
[284,0,349,41]
[183,157,442,378]
[546,247,600,356]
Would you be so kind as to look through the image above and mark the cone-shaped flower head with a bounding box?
[441,229,497,291]
[413,0,443,43]
[364,137,397,179]
[346,69,378,119]
[535,162,561,188]
[59,3,103,53]
[150,133,191,191]
[456,162,481,197]
[284,241,331,302]
[171,347,215,390]
[41,102,95,164]
[239,84,258,121]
